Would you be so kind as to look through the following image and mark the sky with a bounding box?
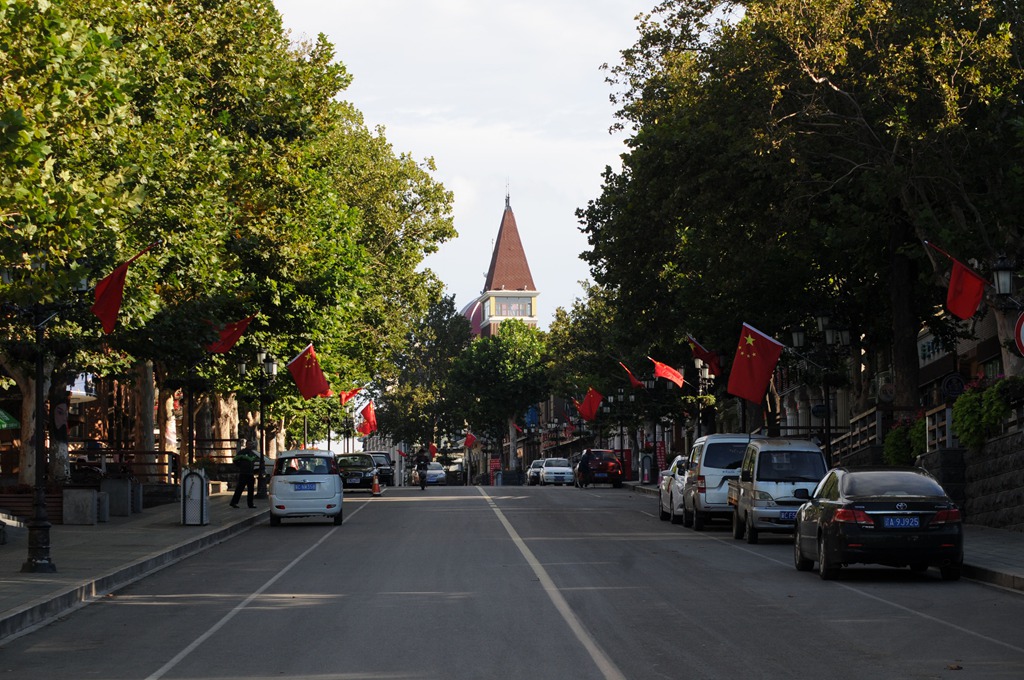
[272,0,655,329]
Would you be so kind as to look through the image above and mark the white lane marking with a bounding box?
[476,487,627,680]
[144,503,368,680]
[714,534,1024,655]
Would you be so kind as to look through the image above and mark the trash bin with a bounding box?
[181,469,209,525]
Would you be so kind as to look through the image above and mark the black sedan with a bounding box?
[793,466,963,580]
[335,453,378,490]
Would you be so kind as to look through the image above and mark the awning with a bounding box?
[0,407,18,429]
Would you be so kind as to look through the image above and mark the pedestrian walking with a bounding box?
[230,440,259,508]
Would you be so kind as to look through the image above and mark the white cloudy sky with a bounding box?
[272,0,654,328]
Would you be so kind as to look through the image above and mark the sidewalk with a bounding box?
[1,486,1022,646]
[0,491,264,644]
[625,482,1024,591]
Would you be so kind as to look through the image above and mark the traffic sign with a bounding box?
[1015,313,1024,356]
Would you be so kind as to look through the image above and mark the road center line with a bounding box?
[144,503,369,680]
[477,487,627,680]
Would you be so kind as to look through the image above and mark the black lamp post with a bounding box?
[237,349,277,499]
[22,305,58,573]
[791,313,850,463]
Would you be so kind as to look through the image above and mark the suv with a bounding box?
[366,451,395,486]
[268,450,343,526]
[682,434,754,531]
[575,449,624,488]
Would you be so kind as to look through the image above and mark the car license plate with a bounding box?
[294,482,316,491]
[595,472,607,478]
[348,476,362,485]
[778,511,796,521]
[884,515,920,528]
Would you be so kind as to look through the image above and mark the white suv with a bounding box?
[268,450,343,526]
[682,434,754,530]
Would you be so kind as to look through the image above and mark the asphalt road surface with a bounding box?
[3,485,1024,679]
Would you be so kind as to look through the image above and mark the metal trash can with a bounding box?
[181,469,209,525]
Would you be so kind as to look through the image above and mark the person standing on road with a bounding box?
[576,450,593,488]
[230,440,259,508]
[414,448,431,490]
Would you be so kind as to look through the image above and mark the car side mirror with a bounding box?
[794,488,810,500]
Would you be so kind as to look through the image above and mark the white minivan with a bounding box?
[682,434,754,530]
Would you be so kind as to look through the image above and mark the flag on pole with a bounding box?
[687,334,721,377]
[287,343,331,399]
[206,316,254,353]
[726,323,784,404]
[339,387,361,405]
[428,442,437,457]
[356,401,377,435]
[649,357,684,388]
[573,387,603,421]
[619,361,644,389]
[90,241,160,334]
[926,241,987,320]
[464,432,477,448]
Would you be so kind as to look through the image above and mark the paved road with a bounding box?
[3,485,1024,679]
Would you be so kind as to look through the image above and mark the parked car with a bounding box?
[793,466,964,580]
[335,453,378,490]
[682,434,751,530]
[268,450,343,526]
[527,459,544,486]
[366,451,395,486]
[658,455,689,524]
[574,449,624,488]
[540,457,574,485]
[729,438,828,544]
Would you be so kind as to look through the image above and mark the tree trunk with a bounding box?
[49,380,70,484]
[1,355,53,487]
[212,392,237,451]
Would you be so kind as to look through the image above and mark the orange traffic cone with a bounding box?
[372,473,382,496]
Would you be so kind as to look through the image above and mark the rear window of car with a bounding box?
[371,454,391,466]
[843,471,945,497]
[702,442,745,470]
[274,456,335,475]
[591,451,618,462]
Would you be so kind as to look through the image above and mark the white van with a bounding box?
[682,434,755,530]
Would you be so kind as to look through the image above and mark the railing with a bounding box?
[926,404,958,451]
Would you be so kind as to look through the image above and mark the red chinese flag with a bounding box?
[428,442,437,457]
[464,432,477,448]
[287,344,331,399]
[575,387,603,421]
[356,401,377,435]
[206,316,254,353]
[687,335,721,377]
[947,259,986,320]
[650,357,684,388]
[726,323,784,404]
[339,387,361,405]
[91,261,130,334]
[619,361,643,389]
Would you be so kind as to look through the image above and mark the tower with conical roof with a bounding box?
[461,195,538,337]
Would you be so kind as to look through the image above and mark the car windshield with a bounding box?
[756,450,825,482]
[428,462,444,470]
[703,442,745,469]
[371,455,390,466]
[545,458,569,467]
[337,455,374,467]
[530,460,543,468]
[843,471,946,497]
[274,456,335,475]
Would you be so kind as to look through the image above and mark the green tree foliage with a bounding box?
[580,0,1024,413]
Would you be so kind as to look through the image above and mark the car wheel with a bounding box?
[818,534,839,580]
[333,511,343,526]
[670,496,683,525]
[940,564,962,581]
[744,513,759,545]
[731,510,745,540]
[269,514,281,527]
[682,503,694,528]
[793,527,813,571]
[692,508,705,531]
[658,494,670,521]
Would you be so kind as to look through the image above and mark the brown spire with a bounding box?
[483,195,535,292]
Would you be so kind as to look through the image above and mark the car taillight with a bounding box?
[696,475,706,493]
[930,508,962,526]
[834,508,873,526]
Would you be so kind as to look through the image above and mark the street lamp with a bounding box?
[791,314,850,462]
[694,358,715,438]
[237,349,277,498]
[602,388,634,452]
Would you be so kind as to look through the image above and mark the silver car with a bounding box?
[682,434,750,530]
[268,450,343,526]
[659,455,689,524]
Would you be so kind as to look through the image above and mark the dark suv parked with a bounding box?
[367,451,395,486]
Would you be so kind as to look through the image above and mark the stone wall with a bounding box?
[962,431,1024,532]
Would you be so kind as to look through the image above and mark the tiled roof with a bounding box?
[483,197,536,292]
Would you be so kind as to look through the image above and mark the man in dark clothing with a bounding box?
[231,440,259,508]
[414,449,431,490]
